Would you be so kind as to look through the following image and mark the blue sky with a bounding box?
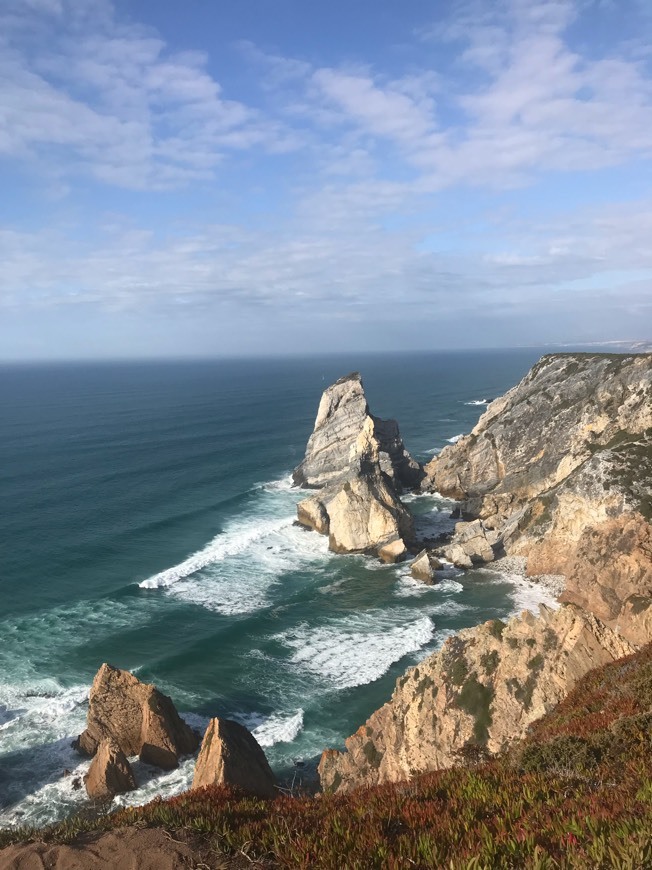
[1,0,651,359]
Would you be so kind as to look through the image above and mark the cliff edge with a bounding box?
[319,352,652,793]
[424,352,652,644]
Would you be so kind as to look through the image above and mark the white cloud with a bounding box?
[0,0,299,189]
[1,0,652,354]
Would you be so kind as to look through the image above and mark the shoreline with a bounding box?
[490,554,566,599]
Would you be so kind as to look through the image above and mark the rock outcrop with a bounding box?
[423,353,652,643]
[75,664,199,770]
[319,353,651,795]
[293,372,422,491]
[192,718,277,798]
[410,549,439,583]
[318,603,635,793]
[84,738,136,800]
[294,374,420,557]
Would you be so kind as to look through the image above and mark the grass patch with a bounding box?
[3,647,652,869]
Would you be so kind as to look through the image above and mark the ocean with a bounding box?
[0,349,557,827]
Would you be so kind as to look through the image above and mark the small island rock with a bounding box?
[75,664,199,770]
[192,718,277,798]
[410,549,439,583]
[84,738,136,800]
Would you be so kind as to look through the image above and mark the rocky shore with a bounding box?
[313,352,652,793]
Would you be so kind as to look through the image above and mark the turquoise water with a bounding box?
[0,350,553,825]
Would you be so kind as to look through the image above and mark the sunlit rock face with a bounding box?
[293,372,421,557]
[423,353,652,643]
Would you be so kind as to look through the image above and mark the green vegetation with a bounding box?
[455,674,495,744]
[2,646,652,868]
[488,619,506,640]
[480,650,500,676]
[449,655,469,687]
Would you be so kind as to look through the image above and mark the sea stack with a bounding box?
[293,373,422,558]
[75,664,200,770]
[192,718,277,798]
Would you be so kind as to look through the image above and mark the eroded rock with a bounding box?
[75,664,199,770]
[378,539,408,564]
[294,378,417,557]
[318,603,635,794]
[410,549,438,583]
[84,738,136,800]
[422,354,652,640]
[192,718,277,798]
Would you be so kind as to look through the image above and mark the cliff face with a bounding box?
[319,604,635,793]
[424,354,651,507]
[424,353,652,644]
[319,353,652,794]
[294,373,420,557]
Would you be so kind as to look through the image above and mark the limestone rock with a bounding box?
[326,467,413,555]
[410,549,437,583]
[293,372,423,491]
[443,520,496,565]
[296,497,329,535]
[423,354,651,507]
[84,738,136,800]
[318,603,635,794]
[554,513,652,645]
[378,539,408,564]
[293,373,369,489]
[75,664,199,770]
[422,354,652,641]
[192,718,277,798]
[294,380,416,557]
[446,544,473,569]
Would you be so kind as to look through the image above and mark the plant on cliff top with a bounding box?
[2,645,652,869]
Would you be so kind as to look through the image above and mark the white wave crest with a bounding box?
[277,612,435,690]
[236,709,304,747]
[139,515,294,589]
[464,399,490,406]
[446,433,464,443]
[0,681,90,828]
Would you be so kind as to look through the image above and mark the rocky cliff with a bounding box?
[319,352,652,794]
[294,373,421,558]
[424,353,652,643]
[319,603,635,793]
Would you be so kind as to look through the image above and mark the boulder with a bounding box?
[442,520,496,567]
[296,496,329,534]
[192,718,277,798]
[410,549,438,583]
[75,664,199,770]
[445,544,473,569]
[378,539,408,564]
[84,738,136,800]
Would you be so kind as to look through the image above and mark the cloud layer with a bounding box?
[1,0,651,356]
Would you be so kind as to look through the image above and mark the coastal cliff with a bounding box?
[293,372,421,559]
[319,352,652,794]
[319,604,634,792]
[425,353,652,644]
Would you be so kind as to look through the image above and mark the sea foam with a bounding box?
[276,612,436,690]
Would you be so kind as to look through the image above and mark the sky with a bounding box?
[1,0,652,360]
